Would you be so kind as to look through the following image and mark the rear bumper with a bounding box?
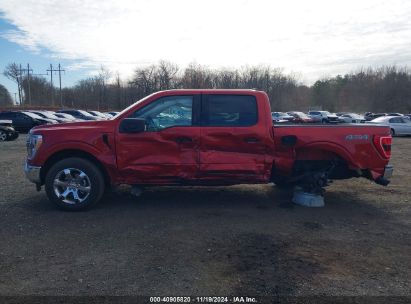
[24,161,42,184]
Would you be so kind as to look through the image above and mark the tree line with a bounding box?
[1,61,411,113]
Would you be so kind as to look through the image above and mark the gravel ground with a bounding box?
[0,135,410,298]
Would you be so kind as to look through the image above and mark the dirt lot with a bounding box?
[0,136,410,298]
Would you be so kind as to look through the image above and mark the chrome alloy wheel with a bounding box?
[53,168,91,204]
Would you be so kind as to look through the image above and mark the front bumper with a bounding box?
[24,161,42,184]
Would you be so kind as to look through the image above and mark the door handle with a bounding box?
[244,137,260,143]
[175,136,193,143]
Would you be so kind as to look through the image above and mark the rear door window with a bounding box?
[389,117,402,123]
[202,95,257,127]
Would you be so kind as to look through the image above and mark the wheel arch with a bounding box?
[295,141,354,164]
[289,142,359,180]
[40,149,111,187]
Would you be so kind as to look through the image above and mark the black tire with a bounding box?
[390,129,395,137]
[7,133,18,141]
[45,157,105,211]
[321,119,327,124]
[0,130,7,142]
[272,178,293,189]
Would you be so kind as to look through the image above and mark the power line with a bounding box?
[47,63,65,107]
[18,64,33,105]
[57,64,65,108]
[47,64,55,106]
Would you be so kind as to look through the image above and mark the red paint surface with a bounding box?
[28,89,392,186]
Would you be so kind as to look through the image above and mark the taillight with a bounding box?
[373,135,392,159]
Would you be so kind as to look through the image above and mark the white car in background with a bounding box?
[338,113,365,123]
[371,116,411,136]
[308,111,339,123]
[271,112,294,122]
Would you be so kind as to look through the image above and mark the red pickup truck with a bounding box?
[24,89,393,210]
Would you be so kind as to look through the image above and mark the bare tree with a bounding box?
[157,61,179,90]
[97,66,112,110]
[3,63,23,105]
[0,83,13,106]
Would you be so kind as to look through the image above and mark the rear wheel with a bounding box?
[272,177,293,189]
[45,157,105,211]
[391,128,395,136]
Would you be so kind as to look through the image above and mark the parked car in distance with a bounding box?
[338,113,366,123]
[53,112,79,121]
[87,110,109,120]
[57,110,99,121]
[271,112,294,122]
[365,113,386,121]
[336,112,348,117]
[0,120,19,141]
[0,111,54,133]
[387,113,404,117]
[29,110,72,124]
[370,116,411,136]
[287,111,314,123]
[308,111,339,123]
[106,111,120,117]
[22,112,58,125]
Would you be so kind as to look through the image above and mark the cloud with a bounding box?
[1,0,411,83]
[0,29,40,53]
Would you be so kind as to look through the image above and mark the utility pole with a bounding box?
[47,64,55,106]
[47,64,65,108]
[26,63,33,105]
[57,64,65,107]
[19,64,24,105]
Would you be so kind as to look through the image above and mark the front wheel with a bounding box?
[391,128,395,137]
[0,130,7,142]
[45,157,105,211]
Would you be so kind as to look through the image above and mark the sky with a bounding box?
[1,0,411,99]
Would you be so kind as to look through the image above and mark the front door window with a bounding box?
[131,96,193,131]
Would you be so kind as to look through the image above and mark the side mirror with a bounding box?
[119,118,146,133]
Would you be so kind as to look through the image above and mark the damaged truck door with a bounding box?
[199,94,268,183]
[116,95,201,184]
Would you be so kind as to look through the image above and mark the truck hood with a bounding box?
[31,119,115,134]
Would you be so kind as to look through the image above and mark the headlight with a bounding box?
[26,134,43,160]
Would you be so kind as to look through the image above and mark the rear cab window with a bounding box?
[202,95,258,127]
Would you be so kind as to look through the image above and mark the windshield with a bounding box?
[37,112,59,119]
[22,112,43,119]
[91,111,106,117]
[77,110,94,117]
[295,112,310,118]
[112,92,158,120]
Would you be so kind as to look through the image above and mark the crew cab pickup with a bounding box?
[24,90,393,210]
